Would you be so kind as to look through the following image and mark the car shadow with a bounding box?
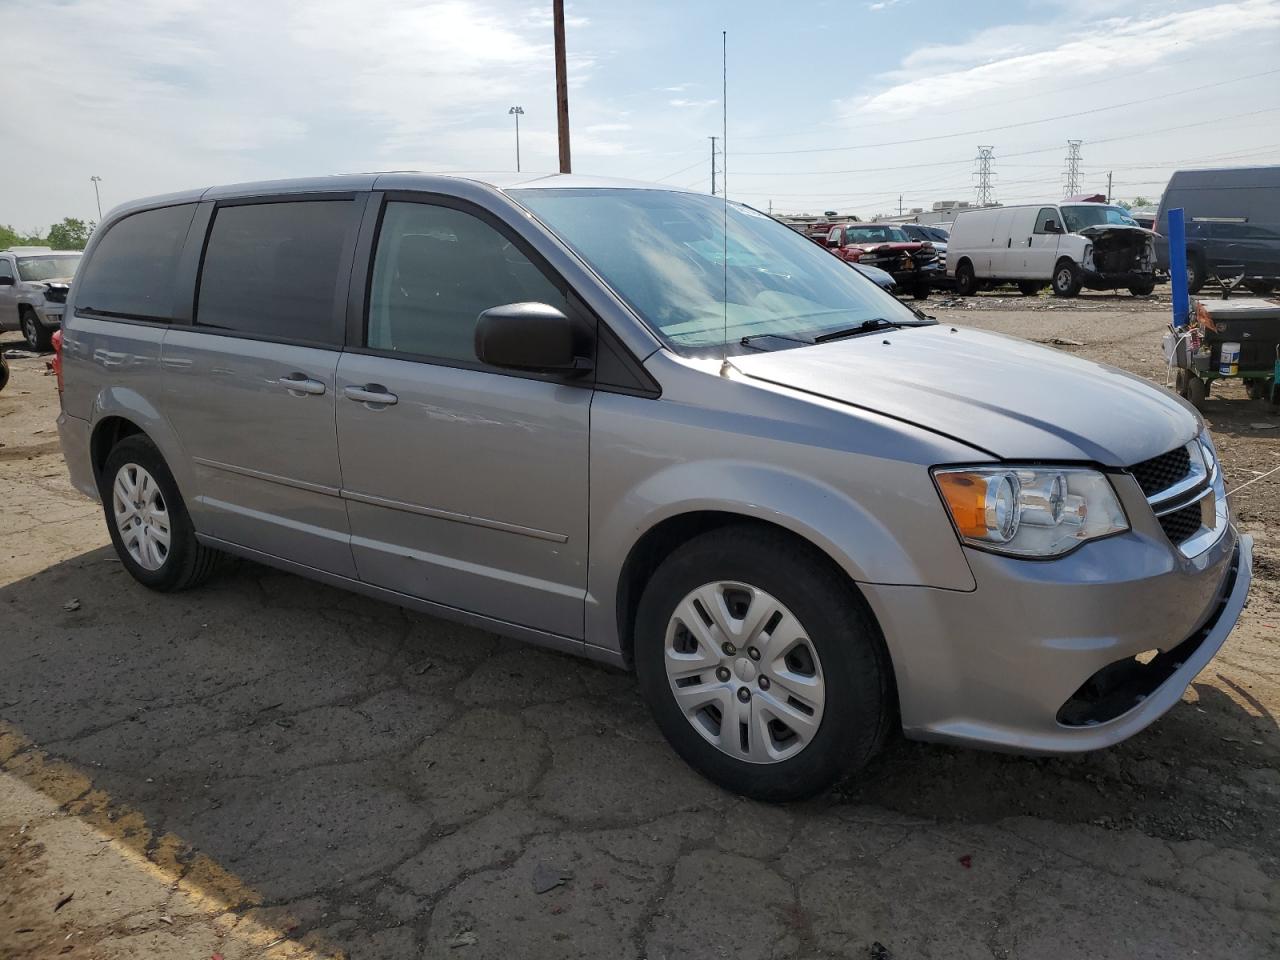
[2,545,1278,940]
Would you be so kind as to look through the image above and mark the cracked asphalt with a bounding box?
[2,297,1280,959]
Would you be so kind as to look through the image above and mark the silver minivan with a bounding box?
[55,174,1252,800]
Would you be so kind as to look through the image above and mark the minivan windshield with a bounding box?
[16,254,81,281]
[511,188,925,355]
[1059,205,1138,232]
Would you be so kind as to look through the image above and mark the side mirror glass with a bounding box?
[0,275,13,286]
[474,302,591,375]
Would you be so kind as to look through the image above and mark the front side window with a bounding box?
[74,204,196,319]
[0,261,12,282]
[17,255,81,281]
[197,200,359,345]
[1059,204,1138,233]
[1033,207,1060,234]
[512,188,922,355]
[367,201,567,363]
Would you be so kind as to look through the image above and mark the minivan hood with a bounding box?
[732,325,1197,465]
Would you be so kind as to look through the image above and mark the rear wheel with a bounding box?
[634,525,893,801]
[1052,260,1082,297]
[19,308,51,352]
[99,435,220,591]
[911,282,930,301]
[1245,280,1275,296]
[1128,279,1156,296]
[1016,281,1043,296]
[954,261,978,297]
[1186,253,1205,294]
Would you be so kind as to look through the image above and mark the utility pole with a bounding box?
[90,175,103,219]
[508,106,524,172]
[553,0,571,173]
[709,136,718,196]
[974,146,995,207]
[1106,170,1113,203]
[1063,140,1082,197]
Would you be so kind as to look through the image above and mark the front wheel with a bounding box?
[1016,281,1043,296]
[911,282,930,301]
[634,526,893,801]
[20,309,52,352]
[1128,279,1156,296]
[1052,260,1082,297]
[99,435,220,591]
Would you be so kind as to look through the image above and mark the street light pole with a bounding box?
[90,176,103,219]
[508,106,525,172]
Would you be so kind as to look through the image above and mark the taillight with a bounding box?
[52,329,64,397]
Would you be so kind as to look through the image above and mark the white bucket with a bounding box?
[1220,342,1241,376]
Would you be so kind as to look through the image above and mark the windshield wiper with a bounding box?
[740,331,815,349]
[813,318,899,343]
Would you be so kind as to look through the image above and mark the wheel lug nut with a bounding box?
[722,642,737,656]
[737,687,751,703]
[748,647,760,661]
[716,666,730,682]
[758,676,770,690]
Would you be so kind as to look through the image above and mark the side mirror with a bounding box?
[826,238,841,248]
[474,302,591,375]
[1044,219,1061,233]
[0,275,12,286]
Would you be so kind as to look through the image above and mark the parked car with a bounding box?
[0,246,82,350]
[1155,166,1280,294]
[56,174,1250,801]
[850,261,898,294]
[823,222,940,299]
[900,224,951,289]
[947,203,1156,297]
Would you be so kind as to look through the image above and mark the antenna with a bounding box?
[720,29,730,373]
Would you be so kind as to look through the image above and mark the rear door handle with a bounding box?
[278,374,326,396]
[343,384,398,407]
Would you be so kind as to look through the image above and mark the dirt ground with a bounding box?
[1,293,1278,959]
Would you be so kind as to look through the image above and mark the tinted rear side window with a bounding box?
[75,204,196,319]
[196,200,359,345]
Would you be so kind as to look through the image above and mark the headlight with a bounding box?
[933,466,1128,558]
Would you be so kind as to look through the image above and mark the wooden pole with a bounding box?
[553,0,571,173]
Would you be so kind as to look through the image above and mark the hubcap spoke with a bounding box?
[663,581,825,766]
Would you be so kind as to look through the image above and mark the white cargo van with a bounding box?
[946,202,1156,298]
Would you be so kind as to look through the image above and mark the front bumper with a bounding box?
[1080,269,1155,289]
[862,522,1251,754]
[35,304,64,327]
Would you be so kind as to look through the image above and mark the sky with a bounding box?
[3,0,1279,228]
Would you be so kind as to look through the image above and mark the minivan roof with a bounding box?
[1163,164,1280,190]
[100,172,695,225]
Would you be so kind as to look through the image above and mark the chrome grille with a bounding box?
[1130,446,1192,497]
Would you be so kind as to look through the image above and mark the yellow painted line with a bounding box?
[0,720,342,958]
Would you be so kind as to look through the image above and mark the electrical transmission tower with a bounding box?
[974,146,996,206]
[1063,140,1083,196]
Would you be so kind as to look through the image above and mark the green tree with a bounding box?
[46,217,93,250]
[0,224,46,248]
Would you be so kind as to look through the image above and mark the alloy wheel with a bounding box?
[21,314,39,350]
[663,581,825,764]
[111,463,171,571]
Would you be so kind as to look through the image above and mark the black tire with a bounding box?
[1128,279,1156,296]
[911,283,930,301]
[1245,281,1275,296]
[1179,372,1209,408]
[954,260,978,297]
[0,357,8,392]
[1186,252,1205,295]
[19,308,52,352]
[1052,259,1082,297]
[634,525,894,801]
[1016,281,1042,296]
[99,435,220,591]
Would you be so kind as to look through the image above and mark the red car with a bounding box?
[823,222,941,300]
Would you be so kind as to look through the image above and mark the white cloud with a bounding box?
[844,0,1280,119]
[668,98,718,109]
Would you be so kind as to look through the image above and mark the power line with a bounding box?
[733,67,1280,157]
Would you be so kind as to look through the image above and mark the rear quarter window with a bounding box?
[74,204,197,319]
[195,200,359,346]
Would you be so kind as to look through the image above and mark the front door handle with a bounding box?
[343,384,398,407]
[278,374,326,396]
